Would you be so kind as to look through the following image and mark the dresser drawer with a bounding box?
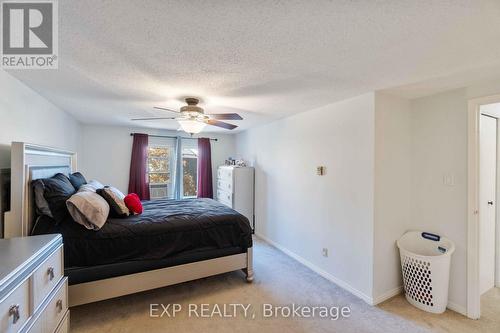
[26,278,68,333]
[54,310,69,333]
[26,315,42,333]
[32,246,63,312]
[217,168,233,182]
[0,279,30,333]
[44,278,67,333]
[217,189,233,207]
[217,179,233,193]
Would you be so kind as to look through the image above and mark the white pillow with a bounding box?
[78,183,98,193]
[107,186,126,200]
[66,188,110,230]
[87,179,105,190]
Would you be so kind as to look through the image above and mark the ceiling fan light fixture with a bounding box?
[178,119,206,134]
[134,97,242,131]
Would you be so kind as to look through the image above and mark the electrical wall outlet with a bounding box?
[322,248,328,257]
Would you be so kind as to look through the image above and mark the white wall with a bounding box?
[235,93,375,300]
[409,88,469,312]
[235,85,494,311]
[0,70,81,167]
[235,91,413,304]
[373,93,411,302]
[407,81,500,314]
[80,125,236,194]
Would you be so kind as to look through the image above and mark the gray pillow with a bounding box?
[40,173,76,223]
[66,188,110,230]
[32,179,53,217]
[69,172,87,190]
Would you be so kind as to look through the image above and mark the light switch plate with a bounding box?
[443,174,455,186]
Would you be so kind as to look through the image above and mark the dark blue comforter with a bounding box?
[33,198,252,267]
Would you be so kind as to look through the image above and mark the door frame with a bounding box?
[467,93,500,319]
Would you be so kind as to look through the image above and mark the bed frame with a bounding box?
[4,142,254,307]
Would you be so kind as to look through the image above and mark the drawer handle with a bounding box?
[56,299,63,313]
[9,304,20,324]
[47,267,55,281]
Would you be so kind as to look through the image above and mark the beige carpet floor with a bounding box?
[71,238,500,333]
[379,288,500,333]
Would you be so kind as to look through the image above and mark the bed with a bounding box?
[4,142,254,306]
[32,198,253,283]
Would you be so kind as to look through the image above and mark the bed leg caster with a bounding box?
[243,268,254,282]
[245,247,254,282]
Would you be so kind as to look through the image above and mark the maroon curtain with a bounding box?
[128,133,150,200]
[197,138,213,198]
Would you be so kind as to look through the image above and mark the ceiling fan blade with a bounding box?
[131,117,177,121]
[204,119,238,130]
[153,106,180,113]
[208,113,243,120]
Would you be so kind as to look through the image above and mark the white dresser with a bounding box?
[0,234,69,333]
[216,166,255,230]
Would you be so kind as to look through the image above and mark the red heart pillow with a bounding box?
[124,193,143,214]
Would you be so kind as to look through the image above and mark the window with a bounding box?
[182,147,198,198]
[147,138,198,199]
[148,146,174,199]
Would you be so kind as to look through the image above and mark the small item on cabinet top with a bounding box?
[225,157,240,166]
[225,158,246,167]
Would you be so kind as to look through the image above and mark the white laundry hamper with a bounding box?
[397,231,455,314]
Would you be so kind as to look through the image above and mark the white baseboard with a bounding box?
[372,286,403,305]
[255,233,465,312]
[255,233,374,305]
[447,301,467,316]
[372,287,467,314]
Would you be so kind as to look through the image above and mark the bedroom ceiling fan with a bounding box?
[131,98,243,134]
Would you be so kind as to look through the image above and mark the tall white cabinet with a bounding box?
[216,166,255,230]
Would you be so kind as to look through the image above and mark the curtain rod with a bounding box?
[130,133,218,141]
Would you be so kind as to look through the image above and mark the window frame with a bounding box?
[146,138,199,200]
[181,146,199,198]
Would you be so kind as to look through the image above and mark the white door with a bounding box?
[479,115,497,295]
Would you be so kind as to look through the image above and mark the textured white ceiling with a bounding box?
[7,0,500,132]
